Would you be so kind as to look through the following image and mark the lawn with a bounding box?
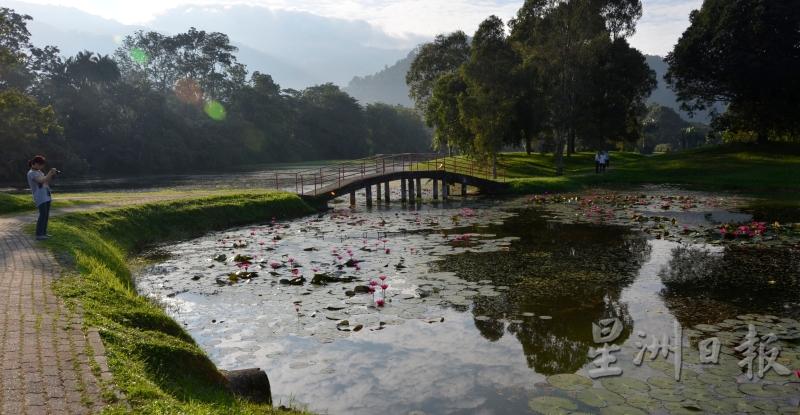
[41,192,317,414]
[500,143,800,196]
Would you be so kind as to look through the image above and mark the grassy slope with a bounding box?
[501,144,800,196]
[0,193,97,215]
[42,192,317,414]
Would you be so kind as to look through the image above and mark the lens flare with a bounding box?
[175,78,203,105]
[130,47,149,65]
[204,100,226,121]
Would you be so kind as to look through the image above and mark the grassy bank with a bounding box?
[500,143,800,196]
[0,192,98,215]
[42,192,317,414]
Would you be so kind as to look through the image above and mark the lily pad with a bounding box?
[662,401,704,415]
[601,377,650,396]
[697,398,737,413]
[527,396,578,414]
[599,404,648,415]
[648,388,684,402]
[575,388,625,408]
[647,376,679,389]
[625,394,663,411]
[546,373,593,391]
[738,382,782,397]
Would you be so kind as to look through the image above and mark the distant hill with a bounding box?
[345,51,415,107]
[345,52,717,124]
[4,1,420,90]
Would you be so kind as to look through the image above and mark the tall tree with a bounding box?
[665,0,800,143]
[459,16,522,177]
[406,31,470,114]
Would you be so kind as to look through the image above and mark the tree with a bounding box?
[115,28,246,101]
[425,73,474,155]
[459,16,522,177]
[365,103,432,154]
[665,0,800,143]
[406,31,470,113]
[294,83,369,160]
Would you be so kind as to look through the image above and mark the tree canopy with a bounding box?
[408,0,655,175]
[0,7,433,182]
[665,0,800,144]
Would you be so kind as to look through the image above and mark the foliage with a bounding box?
[405,31,470,114]
[641,104,710,153]
[364,103,432,154]
[665,0,800,143]
[408,0,656,174]
[42,192,315,414]
[0,8,433,183]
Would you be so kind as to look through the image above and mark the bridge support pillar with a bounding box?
[442,177,449,200]
[384,182,390,203]
[365,186,373,207]
[376,183,381,201]
[415,178,422,199]
[400,179,407,203]
[349,192,356,207]
[408,178,415,204]
[461,182,467,197]
[432,179,439,200]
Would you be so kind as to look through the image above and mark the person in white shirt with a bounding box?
[26,155,58,240]
[595,151,602,174]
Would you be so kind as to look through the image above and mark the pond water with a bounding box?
[137,190,800,415]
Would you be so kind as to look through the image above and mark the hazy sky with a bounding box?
[12,0,702,55]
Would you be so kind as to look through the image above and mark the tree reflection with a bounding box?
[432,208,650,375]
[660,244,800,325]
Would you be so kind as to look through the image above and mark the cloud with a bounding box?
[13,0,700,56]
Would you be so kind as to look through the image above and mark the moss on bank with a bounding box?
[43,192,317,414]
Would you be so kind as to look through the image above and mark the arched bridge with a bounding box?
[266,153,509,206]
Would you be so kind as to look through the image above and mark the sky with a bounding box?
[11,0,703,55]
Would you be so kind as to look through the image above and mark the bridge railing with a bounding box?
[267,153,505,196]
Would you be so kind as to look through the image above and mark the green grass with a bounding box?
[42,191,317,414]
[498,143,800,196]
[0,193,97,215]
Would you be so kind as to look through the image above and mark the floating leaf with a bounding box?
[601,377,650,396]
[575,388,625,408]
[527,396,578,414]
[599,404,648,415]
[546,373,593,391]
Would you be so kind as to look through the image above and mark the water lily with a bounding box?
[375,298,385,307]
[369,280,378,287]
[269,260,281,269]
[380,283,389,291]
[379,275,387,281]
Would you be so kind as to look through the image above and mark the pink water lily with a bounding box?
[375,298,385,307]
[380,283,389,291]
[269,260,281,269]
[379,275,387,281]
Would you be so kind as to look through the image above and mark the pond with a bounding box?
[136,189,800,415]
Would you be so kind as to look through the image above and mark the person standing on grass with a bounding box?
[26,155,57,240]
[595,151,602,174]
[604,151,611,170]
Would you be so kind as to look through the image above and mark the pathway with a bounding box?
[0,214,111,415]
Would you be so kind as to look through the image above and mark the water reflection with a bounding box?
[433,210,648,375]
[659,243,800,325]
[136,198,800,414]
